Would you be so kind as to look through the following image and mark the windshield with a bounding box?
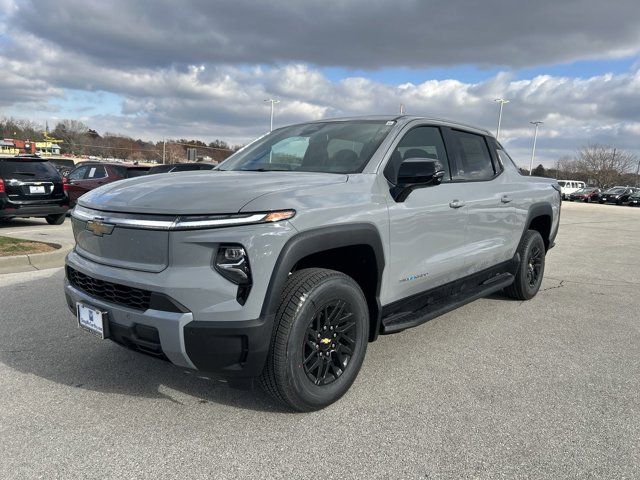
[219,121,394,174]
[605,187,626,194]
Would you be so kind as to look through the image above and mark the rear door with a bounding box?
[444,128,518,273]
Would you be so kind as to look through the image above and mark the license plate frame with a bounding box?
[76,302,108,339]
[29,185,46,194]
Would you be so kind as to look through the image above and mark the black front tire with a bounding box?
[45,214,66,225]
[259,268,369,412]
[504,230,546,300]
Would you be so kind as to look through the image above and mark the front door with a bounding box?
[383,124,470,305]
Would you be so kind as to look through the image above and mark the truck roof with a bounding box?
[298,115,493,137]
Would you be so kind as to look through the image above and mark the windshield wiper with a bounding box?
[240,168,292,172]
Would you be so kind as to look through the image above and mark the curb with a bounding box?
[0,240,73,274]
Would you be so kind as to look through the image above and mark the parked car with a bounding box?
[568,187,600,202]
[64,162,150,208]
[64,116,560,411]
[598,186,638,205]
[558,180,586,200]
[628,191,640,206]
[0,156,69,224]
[148,162,216,174]
[48,158,77,177]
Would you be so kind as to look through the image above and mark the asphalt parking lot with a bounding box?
[1,201,639,479]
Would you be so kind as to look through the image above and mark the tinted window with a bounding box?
[126,168,149,178]
[67,166,88,180]
[385,126,450,183]
[219,121,394,174]
[451,131,495,181]
[87,166,107,179]
[149,165,173,174]
[0,160,60,179]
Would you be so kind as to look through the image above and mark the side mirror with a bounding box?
[391,158,445,202]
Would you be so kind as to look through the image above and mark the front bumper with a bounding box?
[64,248,277,379]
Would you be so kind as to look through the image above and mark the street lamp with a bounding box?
[529,121,543,175]
[264,99,280,132]
[494,98,509,140]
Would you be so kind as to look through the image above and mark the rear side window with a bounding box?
[0,160,60,179]
[450,130,496,181]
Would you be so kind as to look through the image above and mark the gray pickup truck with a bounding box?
[64,116,561,411]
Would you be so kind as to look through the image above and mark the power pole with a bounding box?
[264,99,280,132]
[529,121,543,175]
[494,98,509,140]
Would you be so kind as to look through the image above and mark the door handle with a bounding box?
[449,200,466,209]
[501,195,512,203]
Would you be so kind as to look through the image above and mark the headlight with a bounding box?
[214,245,251,286]
[175,209,295,230]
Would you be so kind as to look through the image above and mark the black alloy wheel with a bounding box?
[302,299,356,386]
[260,268,369,412]
[503,229,546,300]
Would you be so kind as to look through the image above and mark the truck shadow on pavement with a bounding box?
[0,269,288,413]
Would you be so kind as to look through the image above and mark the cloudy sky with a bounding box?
[1,0,640,166]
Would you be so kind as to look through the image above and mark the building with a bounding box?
[0,139,37,155]
[35,141,61,156]
[0,140,19,155]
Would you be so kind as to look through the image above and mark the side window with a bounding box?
[86,166,107,179]
[384,126,450,183]
[450,130,496,181]
[67,166,88,180]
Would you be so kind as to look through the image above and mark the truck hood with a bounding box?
[78,171,348,215]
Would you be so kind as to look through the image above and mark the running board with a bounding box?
[381,258,518,334]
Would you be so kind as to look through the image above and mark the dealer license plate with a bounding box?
[76,303,106,338]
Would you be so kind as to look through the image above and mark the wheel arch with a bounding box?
[523,202,554,250]
[260,223,385,341]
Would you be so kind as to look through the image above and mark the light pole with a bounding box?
[494,98,509,140]
[529,121,543,175]
[264,99,280,132]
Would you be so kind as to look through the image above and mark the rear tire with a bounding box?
[46,214,66,225]
[504,230,546,300]
[259,268,369,412]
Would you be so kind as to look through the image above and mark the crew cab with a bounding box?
[63,116,561,411]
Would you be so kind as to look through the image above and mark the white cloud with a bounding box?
[1,1,640,166]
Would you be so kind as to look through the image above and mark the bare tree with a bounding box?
[164,143,186,164]
[575,144,636,188]
[53,119,89,155]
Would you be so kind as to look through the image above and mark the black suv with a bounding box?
[0,157,69,224]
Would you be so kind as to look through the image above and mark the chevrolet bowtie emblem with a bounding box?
[320,338,331,345]
[86,220,115,236]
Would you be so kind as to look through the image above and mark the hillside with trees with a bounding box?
[0,117,240,163]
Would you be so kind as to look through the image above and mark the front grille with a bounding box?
[67,267,151,311]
